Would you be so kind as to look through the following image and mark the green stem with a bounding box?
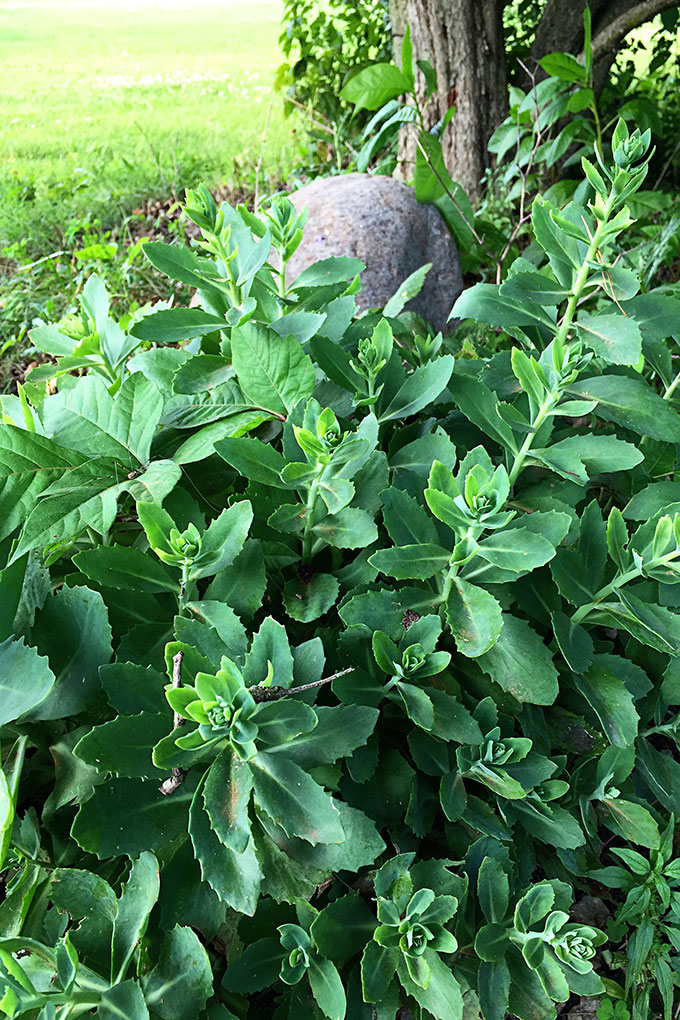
[301,469,323,563]
[508,190,618,490]
[552,191,615,363]
[663,369,680,401]
[572,549,680,625]
[507,395,556,488]
[440,526,477,604]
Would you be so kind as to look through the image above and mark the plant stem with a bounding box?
[663,369,680,401]
[572,549,680,625]
[507,394,555,488]
[301,469,323,563]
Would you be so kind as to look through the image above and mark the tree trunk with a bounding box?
[529,0,680,93]
[396,0,507,203]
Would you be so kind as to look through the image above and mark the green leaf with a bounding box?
[568,375,680,442]
[473,528,557,575]
[378,356,454,422]
[215,436,288,488]
[383,264,431,317]
[311,895,377,969]
[0,426,85,543]
[188,778,262,914]
[574,655,639,746]
[0,637,55,725]
[361,941,398,1003]
[369,543,451,580]
[111,852,160,983]
[97,980,150,1020]
[74,546,179,593]
[142,241,214,287]
[283,573,339,623]
[290,257,364,290]
[477,614,558,705]
[142,926,212,1020]
[131,307,226,344]
[340,63,412,111]
[600,798,660,849]
[551,612,594,674]
[222,938,286,994]
[538,51,586,82]
[13,458,181,560]
[231,322,315,414]
[28,586,112,720]
[446,374,516,452]
[451,283,556,329]
[43,373,163,467]
[535,434,643,483]
[99,663,167,715]
[381,487,439,546]
[203,751,253,853]
[314,507,378,550]
[576,313,643,365]
[397,951,463,1020]
[477,961,511,1020]
[71,777,195,859]
[271,706,379,769]
[250,752,345,845]
[74,714,168,779]
[445,579,503,657]
[189,500,253,581]
[308,956,346,1020]
[244,615,294,688]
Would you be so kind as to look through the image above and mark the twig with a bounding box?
[159,651,187,796]
[250,667,355,703]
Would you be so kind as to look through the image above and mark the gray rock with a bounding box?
[286,172,463,334]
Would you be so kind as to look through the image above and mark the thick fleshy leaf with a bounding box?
[0,637,55,725]
[576,313,643,364]
[71,777,195,858]
[203,751,253,853]
[74,713,169,779]
[308,956,346,1020]
[250,752,345,845]
[142,926,213,1020]
[369,544,451,580]
[111,852,160,982]
[379,356,454,422]
[0,427,85,543]
[28,586,113,720]
[574,655,639,746]
[188,780,262,914]
[97,980,150,1020]
[231,322,315,414]
[477,614,558,705]
[74,545,179,594]
[283,573,339,623]
[568,375,680,442]
[445,579,503,657]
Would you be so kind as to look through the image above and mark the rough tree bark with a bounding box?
[393,0,506,202]
[393,0,680,204]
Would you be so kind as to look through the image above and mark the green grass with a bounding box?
[0,0,295,251]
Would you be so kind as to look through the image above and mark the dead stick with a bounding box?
[159,651,188,796]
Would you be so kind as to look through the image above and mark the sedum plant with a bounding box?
[1,108,680,1020]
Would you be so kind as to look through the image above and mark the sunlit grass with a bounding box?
[0,0,296,249]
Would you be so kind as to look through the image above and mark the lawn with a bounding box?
[0,0,295,251]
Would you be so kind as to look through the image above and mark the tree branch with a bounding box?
[586,0,679,61]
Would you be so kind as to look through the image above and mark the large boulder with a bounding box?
[286,172,463,334]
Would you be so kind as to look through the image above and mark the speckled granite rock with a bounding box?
[286,172,463,334]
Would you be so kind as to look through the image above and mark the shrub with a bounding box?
[1,123,680,1020]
